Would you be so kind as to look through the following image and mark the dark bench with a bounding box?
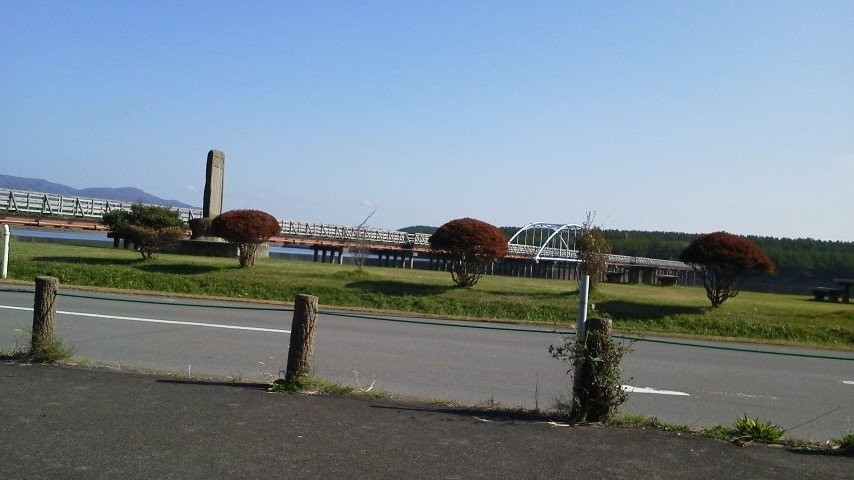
[812,287,843,302]
[833,278,852,303]
[658,274,678,286]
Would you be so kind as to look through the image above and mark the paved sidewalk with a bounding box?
[0,362,850,479]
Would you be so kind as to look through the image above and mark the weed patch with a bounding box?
[30,336,74,363]
[706,414,786,443]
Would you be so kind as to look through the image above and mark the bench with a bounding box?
[812,287,843,302]
[658,274,678,286]
[833,278,853,303]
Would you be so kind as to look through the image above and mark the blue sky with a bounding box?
[1,1,852,240]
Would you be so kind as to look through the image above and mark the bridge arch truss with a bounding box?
[506,222,584,263]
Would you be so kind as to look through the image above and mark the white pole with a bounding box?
[576,274,589,338]
[2,224,9,279]
[571,274,591,415]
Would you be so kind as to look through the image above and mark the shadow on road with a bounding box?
[369,404,553,423]
[156,378,268,390]
[785,447,853,458]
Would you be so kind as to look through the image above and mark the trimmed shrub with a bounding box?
[429,218,508,287]
[679,231,774,307]
[102,204,185,259]
[211,210,280,268]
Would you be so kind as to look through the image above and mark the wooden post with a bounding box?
[32,276,59,350]
[285,294,319,382]
[572,316,614,419]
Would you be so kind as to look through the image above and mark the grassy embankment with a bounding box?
[4,239,853,349]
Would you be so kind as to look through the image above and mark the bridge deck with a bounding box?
[1,188,690,270]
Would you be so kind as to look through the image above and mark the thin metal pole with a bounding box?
[576,275,589,338]
[1,224,9,279]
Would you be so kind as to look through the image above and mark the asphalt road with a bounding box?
[3,363,852,480]
[0,287,852,440]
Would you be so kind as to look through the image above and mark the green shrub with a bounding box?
[836,432,854,449]
[102,204,185,259]
[549,323,630,422]
[713,414,787,442]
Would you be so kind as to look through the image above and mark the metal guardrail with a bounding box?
[280,220,688,269]
[0,188,202,223]
[278,220,431,246]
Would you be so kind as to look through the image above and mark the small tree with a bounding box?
[102,204,185,259]
[350,207,376,271]
[429,218,508,287]
[211,210,280,268]
[679,231,774,307]
[576,227,611,291]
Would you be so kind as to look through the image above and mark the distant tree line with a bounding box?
[400,225,854,292]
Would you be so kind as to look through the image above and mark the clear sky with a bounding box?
[1,1,852,240]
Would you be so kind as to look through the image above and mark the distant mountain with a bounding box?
[399,225,438,234]
[0,174,197,209]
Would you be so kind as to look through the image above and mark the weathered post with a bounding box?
[285,294,319,382]
[573,317,618,421]
[32,276,59,352]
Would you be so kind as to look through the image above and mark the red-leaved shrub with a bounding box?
[429,218,508,287]
[679,231,774,307]
[211,210,280,267]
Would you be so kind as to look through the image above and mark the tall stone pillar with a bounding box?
[203,150,225,218]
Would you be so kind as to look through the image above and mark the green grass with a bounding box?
[4,239,854,348]
[706,414,787,443]
[268,376,355,395]
[267,375,391,399]
[608,412,693,433]
[29,335,74,363]
[836,432,854,449]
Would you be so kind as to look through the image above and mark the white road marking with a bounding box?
[710,391,779,400]
[0,304,290,334]
[622,385,690,396]
[843,380,854,385]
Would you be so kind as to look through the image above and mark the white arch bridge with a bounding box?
[0,188,694,285]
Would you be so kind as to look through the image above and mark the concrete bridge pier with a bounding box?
[312,247,344,264]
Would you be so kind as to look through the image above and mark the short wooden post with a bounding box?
[572,317,614,420]
[285,294,319,382]
[32,276,59,351]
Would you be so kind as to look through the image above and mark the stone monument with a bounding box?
[181,150,236,256]
[180,149,268,258]
[189,149,226,241]
[203,149,225,218]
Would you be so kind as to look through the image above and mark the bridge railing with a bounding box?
[0,188,202,223]
[507,243,687,268]
[1,188,688,269]
[278,221,432,246]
